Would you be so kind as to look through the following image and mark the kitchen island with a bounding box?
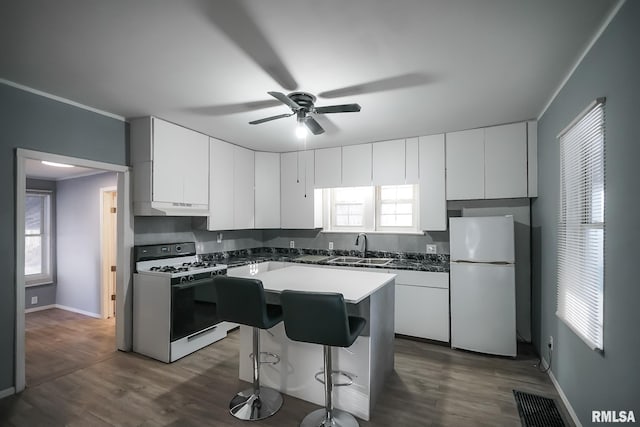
[229,265,396,421]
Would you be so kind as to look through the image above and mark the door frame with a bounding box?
[100,186,117,319]
[15,148,133,393]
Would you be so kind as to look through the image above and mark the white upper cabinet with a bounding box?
[255,152,281,229]
[130,116,209,215]
[405,137,420,184]
[233,145,255,229]
[484,122,527,198]
[419,134,447,231]
[314,147,342,188]
[446,128,485,200]
[208,140,255,230]
[372,139,406,185]
[281,151,320,229]
[208,138,235,230]
[342,143,372,187]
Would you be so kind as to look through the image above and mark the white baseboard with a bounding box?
[25,304,56,314]
[542,358,583,427]
[0,386,16,399]
[54,304,102,319]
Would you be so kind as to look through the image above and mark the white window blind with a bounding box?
[557,98,605,351]
[25,190,53,285]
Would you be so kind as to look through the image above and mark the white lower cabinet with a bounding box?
[390,270,450,342]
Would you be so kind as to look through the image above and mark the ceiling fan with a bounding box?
[249,91,361,136]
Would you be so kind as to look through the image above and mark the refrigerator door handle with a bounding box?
[452,260,514,265]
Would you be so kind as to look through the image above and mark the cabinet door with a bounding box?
[152,118,186,203]
[255,152,280,228]
[281,151,317,229]
[484,122,527,198]
[233,146,255,229]
[208,138,234,230]
[405,137,419,184]
[314,147,342,188]
[395,285,449,342]
[419,134,446,231]
[182,130,210,206]
[342,144,372,187]
[446,128,484,200]
[372,139,405,185]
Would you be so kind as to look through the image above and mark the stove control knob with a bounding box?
[187,275,195,282]
[180,276,187,284]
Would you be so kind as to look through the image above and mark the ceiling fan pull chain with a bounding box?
[296,150,300,183]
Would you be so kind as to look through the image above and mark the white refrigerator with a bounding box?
[450,215,517,357]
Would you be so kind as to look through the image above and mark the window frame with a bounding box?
[375,184,419,232]
[25,190,54,286]
[324,184,420,233]
[556,98,606,351]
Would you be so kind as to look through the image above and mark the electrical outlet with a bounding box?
[329,242,334,250]
[31,296,38,305]
[548,336,554,351]
[216,233,223,243]
[426,244,437,254]
[289,240,295,249]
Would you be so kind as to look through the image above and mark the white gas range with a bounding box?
[133,242,233,363]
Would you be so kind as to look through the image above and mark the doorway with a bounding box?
[101,187,117,319]
[15,148,133,393]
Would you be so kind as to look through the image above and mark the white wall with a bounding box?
[449,198,531,341]
[56,172,117,316]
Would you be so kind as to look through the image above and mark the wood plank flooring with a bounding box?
[0,309,572,426]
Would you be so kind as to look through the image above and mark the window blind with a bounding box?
[557,98,605,351]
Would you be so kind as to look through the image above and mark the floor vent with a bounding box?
[513,390,566,427]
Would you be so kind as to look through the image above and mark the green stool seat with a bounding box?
[214,276,283,421]
[281,290,366,427]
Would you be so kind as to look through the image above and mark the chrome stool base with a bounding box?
[229,386,283,421]
[300,408,359,427]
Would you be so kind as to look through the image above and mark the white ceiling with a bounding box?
[25,158,102,181]
[0,0,618,152]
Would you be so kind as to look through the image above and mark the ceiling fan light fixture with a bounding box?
[295,119,308,139]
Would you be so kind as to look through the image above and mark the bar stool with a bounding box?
[213,276,283,421]
[280,290,367,427]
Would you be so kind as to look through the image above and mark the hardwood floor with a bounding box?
[0,309,571,426]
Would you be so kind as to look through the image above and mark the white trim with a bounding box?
[100,186,117,319]
[537,0,626,120]
[15,155,26,393]
[0,78,126,122]
[15,149,133,393]
[320,230,425,236]
[54,304,102,319]
[541,358,583,427]
[25,304,56,314]
[17,149,129,173]
[0,387,16,399]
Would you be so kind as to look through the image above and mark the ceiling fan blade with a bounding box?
[268,91,301,110]
[314,104,361,114]
[304,116,325,135]
[249,113,293,125]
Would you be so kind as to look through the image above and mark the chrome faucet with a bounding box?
[355,233,367,258]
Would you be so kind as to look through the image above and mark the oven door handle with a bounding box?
[173,278,215,290]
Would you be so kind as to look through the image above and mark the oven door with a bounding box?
[171,277,220,342]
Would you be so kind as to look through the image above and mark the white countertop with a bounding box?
[252,266,396,303]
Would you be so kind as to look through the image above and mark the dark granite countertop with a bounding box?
[201,247,449,273]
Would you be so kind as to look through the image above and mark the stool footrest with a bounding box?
[314,369,356,387]
[249,351,281,366]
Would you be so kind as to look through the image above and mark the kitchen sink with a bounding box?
[327,256,364,264]
[356,258,392,266]
[327,256,393,266]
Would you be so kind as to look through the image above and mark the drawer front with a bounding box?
[388,269,449,289]
[170,323,227,361]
